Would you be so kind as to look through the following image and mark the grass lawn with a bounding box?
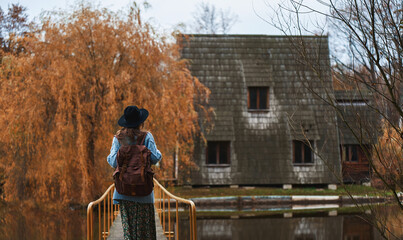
[165,184,387,199]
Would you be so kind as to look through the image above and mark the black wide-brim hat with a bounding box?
[118,106,149,128]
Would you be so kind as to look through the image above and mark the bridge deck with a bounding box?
[107,209,166,240]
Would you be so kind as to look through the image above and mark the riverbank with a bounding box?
[169,185,400,220]
[167,184,390,199]
[189,194,389,207]
[164,184,402,215]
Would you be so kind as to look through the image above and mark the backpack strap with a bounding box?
[138,132,148,183]
[137,132,148,145]
[140,151,145,182]
[118,147,129,181]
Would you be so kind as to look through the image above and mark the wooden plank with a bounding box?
[107,209,167,240]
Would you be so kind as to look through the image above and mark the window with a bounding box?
[248,87,269,110]
[341,145,369,162]
[293,140,314,164]
[206,141,230,165]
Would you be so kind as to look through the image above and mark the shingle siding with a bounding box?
[335,90,380,145]
[182,34,341,185]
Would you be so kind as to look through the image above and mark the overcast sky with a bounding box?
[0,0,329,35]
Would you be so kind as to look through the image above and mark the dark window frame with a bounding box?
[341,144,370,163]
[293,140,315,165]
[206,141,231,166]
[247,87,269,111]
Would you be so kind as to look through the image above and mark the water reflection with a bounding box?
[0,203,86,240]
[179,215,389,240]
[0,202,401,240]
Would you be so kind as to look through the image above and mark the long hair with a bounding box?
[115,125,144,167]
[115,125,143,145]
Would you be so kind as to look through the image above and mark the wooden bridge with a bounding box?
[107,211,166,240]
[87,179,197,240]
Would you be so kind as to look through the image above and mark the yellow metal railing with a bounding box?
[87,184,119,240]
[87,180,197,240]
[154,179,197,240]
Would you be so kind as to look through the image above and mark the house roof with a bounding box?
[335,90,380,144]
[180,34,332,139]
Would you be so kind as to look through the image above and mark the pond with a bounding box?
[177,204,402,240]
[0,204,87,240]
[179,214,381,240]
[0,204,401,240]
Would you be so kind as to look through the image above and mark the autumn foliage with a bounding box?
[0,4,210,206]
[372,120,403,190]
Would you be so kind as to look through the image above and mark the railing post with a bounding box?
[87,203,93,240]
[168,196,171,239]
[192,203,197,240]
[159,186,162,220]
[189,203,194,240]
[176,200,179,240]
[98,204,101,240]
[163,191,166,233]
[107,191,110,234]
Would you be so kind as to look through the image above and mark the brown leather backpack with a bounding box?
[113,132,154,196]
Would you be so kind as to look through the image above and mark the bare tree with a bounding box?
[0,3,30,55]
[263,0,402,239]
[192,1,238,34]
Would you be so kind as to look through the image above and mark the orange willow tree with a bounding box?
[0,4,210,206]
[372,120,403,189]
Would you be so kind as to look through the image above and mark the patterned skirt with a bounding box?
[119,200,157,240]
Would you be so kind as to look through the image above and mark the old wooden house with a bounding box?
[335,90,378,183]
[181,34,342,188]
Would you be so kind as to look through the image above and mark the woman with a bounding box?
[107,106,162,240]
